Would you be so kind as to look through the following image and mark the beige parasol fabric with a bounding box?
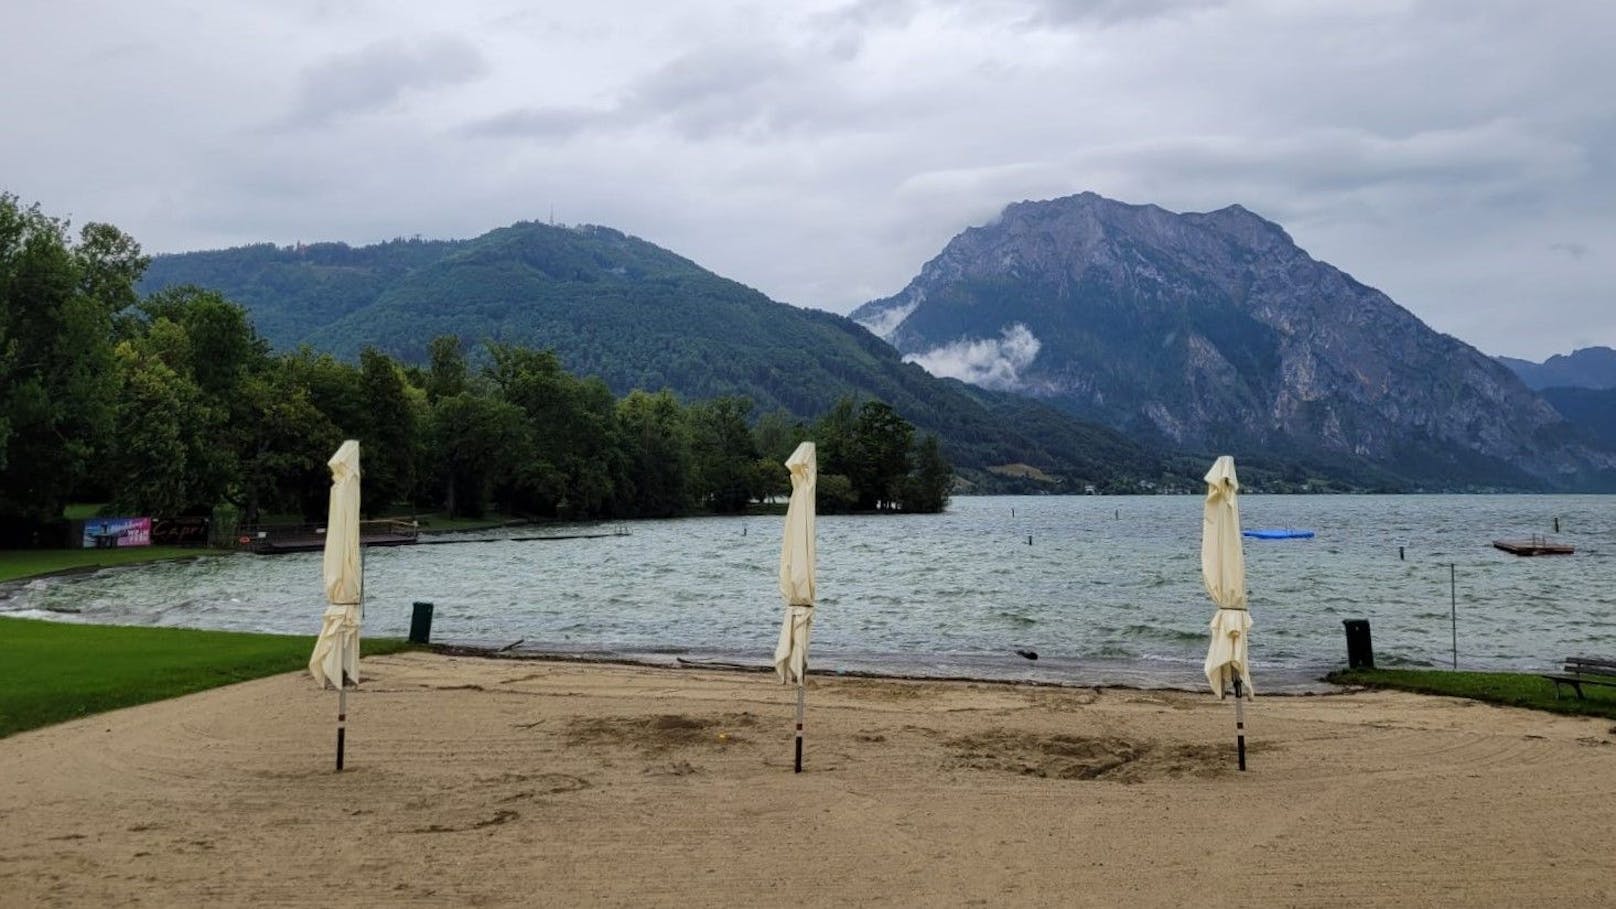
[773,441,816,685]
[1202,455,1253,699]
[310,440,362,690]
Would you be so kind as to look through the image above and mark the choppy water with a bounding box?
[4,495,1613,690]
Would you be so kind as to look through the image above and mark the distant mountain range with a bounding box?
[851,193,1615,490]
[138,224,1171,490]
[1497,347,1616,390]
[141,196,1616,492]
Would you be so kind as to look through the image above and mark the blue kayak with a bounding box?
[1243,529,1315,539]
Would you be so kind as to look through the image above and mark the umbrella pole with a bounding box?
[1232,677,1247,771]
[336,683,347,772]
[794,680,805,773]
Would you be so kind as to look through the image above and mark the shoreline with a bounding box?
[425,641,1349,695]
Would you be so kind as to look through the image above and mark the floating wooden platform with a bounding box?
[1492,538,1575,556]
[251,531,420,554]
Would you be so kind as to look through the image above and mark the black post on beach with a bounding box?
[794,682,805,773]
[336,684,347,771]
[1232,678,1247,771]
[1450,563,1458,670]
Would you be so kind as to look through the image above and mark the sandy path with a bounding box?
[1,652,1612,907]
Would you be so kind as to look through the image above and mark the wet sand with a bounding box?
[1,652,1612,906]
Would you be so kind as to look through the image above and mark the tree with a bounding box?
[427,392,528,518]
[106,341,210,516]
[0,195,145,529]
[752,407,805,463]
[899,433,953,513]
[357,347,419,515]
[425,334,467,404]
[848,401,914,510]
[688,396,757,513]
[617,389,693,518]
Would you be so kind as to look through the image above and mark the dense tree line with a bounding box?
[0,195,950,542]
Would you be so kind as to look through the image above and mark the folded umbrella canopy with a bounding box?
[1201,454,1252,770]
[310,439,362,769]
[773,441,816,772]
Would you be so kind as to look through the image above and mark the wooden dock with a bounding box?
[237,520,420,554]
[1492,537,1575,556]
[237,520,628,554]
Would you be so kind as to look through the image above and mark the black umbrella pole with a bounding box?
[794,682,805,773]
[1233,678,1247,771]
[336,685,347,772]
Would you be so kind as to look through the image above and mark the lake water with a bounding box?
[4,495,1614,691]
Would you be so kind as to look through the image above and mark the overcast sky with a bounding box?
[3,0,1610,360]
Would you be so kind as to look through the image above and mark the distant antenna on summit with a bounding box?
[549,205,554,226]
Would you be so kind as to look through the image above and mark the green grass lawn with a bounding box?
[1327,667,1616,721]
[0,617,413,738]
[0,546,207,583]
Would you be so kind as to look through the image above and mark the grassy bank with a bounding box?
[0,546,206,583]
[1327,667,1616,720]
[0,618,412,738]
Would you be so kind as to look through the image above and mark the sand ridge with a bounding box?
[0,651,1612,906]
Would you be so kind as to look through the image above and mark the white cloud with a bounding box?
[1,0,1613,359]
[905,323,1042,390]
[853,293,921,340]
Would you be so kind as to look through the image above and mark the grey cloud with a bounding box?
[6,1,1614,362]
[1023,0,1230,27]
[464,106,612,140]
[467,42,886,142]
[285,36,487,127]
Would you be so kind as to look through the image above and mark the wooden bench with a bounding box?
[1542,656,1616,700]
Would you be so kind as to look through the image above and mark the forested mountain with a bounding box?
[1497,347,1616,390]
[139,222,1170,489]
[852,193,1616,491]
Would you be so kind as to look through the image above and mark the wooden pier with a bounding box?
[1492,536,1575,556]
[237,520,420,554]
[236,520,628,554]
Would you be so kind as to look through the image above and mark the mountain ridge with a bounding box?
[852,192,1615,490]
[1497,346,1616,391]
[138,221,1172,488]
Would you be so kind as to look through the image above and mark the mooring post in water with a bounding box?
[1554,516,1560,533]
[1450,563,1458,670]
[1027,535,1032,546]
[1399,545,1405,561]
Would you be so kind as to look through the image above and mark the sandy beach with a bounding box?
[1,652,1612,907]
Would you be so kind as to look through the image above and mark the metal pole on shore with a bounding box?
[1232,677,1247,771]
[336,684,346,771]
[1450,563,1458,670]
[794,682,805,773]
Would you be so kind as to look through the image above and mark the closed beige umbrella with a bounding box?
[773,441,816,773]
[1201,454,1251,770]
[310,439,362,770]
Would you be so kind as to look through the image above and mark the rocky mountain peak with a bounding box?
[851,192,1613,489]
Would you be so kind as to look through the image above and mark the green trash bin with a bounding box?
[1343,619,1374,669]
[409,601,434,645]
